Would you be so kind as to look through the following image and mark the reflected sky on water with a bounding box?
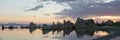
[0,26,111,40]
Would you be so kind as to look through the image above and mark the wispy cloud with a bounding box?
[27,5,43,11]
[28,0,120,19]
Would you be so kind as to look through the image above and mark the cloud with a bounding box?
[27,0,71,15]
[27,0,120,19]
[43,14,50,16]
[51,0,115,3]
[27,5,43,11]
[28,0,117,11]
[55,0,120,18]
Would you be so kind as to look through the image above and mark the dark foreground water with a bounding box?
[0,26,119,40]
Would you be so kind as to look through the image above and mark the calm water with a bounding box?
[0,26,118,40]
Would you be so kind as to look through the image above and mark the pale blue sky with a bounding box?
[0,0,69,24]
[0,0,42,23]
[0,0,120,24]
[0,0,26,16]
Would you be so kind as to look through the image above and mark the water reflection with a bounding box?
[1,26,120,40]
[29,27,36,34]
[94,31,109,37]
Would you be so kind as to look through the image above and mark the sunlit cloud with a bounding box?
[103,0,115,3]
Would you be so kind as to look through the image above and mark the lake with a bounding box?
[0,26,119,40]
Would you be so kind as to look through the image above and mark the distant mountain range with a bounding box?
[0,23,29,26]
[0,23,49,26]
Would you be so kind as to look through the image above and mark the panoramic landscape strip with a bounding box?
[1,17,120,40]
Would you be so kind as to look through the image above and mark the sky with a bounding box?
[0,0,120,24]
